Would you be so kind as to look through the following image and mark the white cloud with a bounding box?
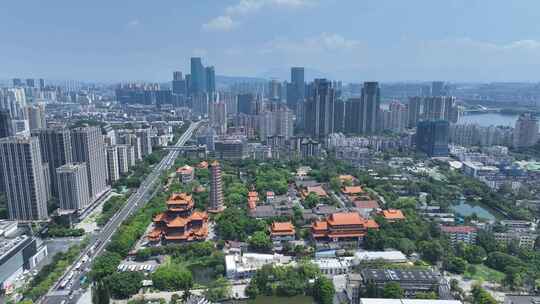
[126,19,140,27]
[202,16,237,32]
[203,0,316,32]
[226,0,313,15]
[262,32,361,54]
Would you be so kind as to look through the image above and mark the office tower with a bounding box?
[12,79,22,87]
[39,79,45,90]
[388,101,408,132]
[360,82,381,134]
[333,100,346,133]
[237,93,254,115]
[287,67,305,111]
[208,161,224,213]
[431,81,446,96]
[408,97,423,128]
[450,124,477,146]
[116,145,130,174]
[342,98,362,134]
[106,146,120,183]
[0,88,27,119]
[205,66,215,93]
[172,71,187,95]
[192,93,210,116]
[26,104,46,130]
[513,113,539,148]
[32,128,73,198]
[26,79,35,88]
[221,92,238,116]
[259,108,294,140]
[209,101,227,135]
[0,110,13,138]
[305,79,336,140]
[136,129,153,157]
[190,57,206,95]
[71,127,108,201]
[423,96,457,122]
[416,120,450,157]
[0,137,48,221]
[56,163,90,211]
[267,80,282,101]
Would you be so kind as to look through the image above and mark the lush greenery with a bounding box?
[97,195,127,226]
[114,149,167,189]
[104,272,144,299]
[215,207,266,241]
[246,263,334,304]
[22,239,88,301]
[151,263,193,291]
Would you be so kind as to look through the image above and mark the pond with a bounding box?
[451,199,499,221]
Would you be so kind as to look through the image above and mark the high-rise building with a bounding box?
[71,127,108,201]
[56,163,90,211]
[106,146,120,183]
[12,79,22,87]
[190,57,206,95]
[333,100,346,133]
[431,81,446,97]
[172,71,187,95]
[136,129,153,157]
[287,67,305,110]
[205,66,216,93]
[26,104,46,130]
[416,120,450,157]
[32,128,73,198]
[360,82,381,134]
[408,97,423,128]
[0,110,13,138]
[259,108,294,140]
[38,79,45,90]
[0,137,48,221]
[209,101,227,135]
[513,113,539,148]
[305,79,336,140]
[116,145,130,174]
[0,88,27,119]
[237,93,254,115]
[26,79,35,88]
[208,161,224,213]
[388,101,408,132]
[267,80,282,101]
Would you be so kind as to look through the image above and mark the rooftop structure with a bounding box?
[248,191,259,210]
[269,222,295,242]
[225,253,294,279]
[353,250,409,264]
[312,212,378,243]
[360,268,442,297]
[177,165,194,184]
[148,192,208,243]
[359,300,462,304]
[441,225,478,245]
[303,185,327,198]
[381,209,405,222]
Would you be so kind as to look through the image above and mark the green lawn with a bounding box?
[248,295,314,304]
[463,264,505,283]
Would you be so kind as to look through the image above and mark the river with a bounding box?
[458,113,518,127]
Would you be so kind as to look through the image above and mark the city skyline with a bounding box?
[2,0,540,82]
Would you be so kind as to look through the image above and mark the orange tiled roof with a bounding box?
[176,165,194,174]
[353,200,379,209]
[197,161,208,169]
[382,209,405,220]
[167,192,193,205]
[167,217,189,227]
[327,212,364,226]
[248,191,259,198]
[338,175,355,182]
[312,220,328,231]
[364,219,379,229]
[342,186,364,195]
[153,212,167,222]
[271,222,294,232]
[248,200,257,209]
[306,186,327,197]
[190,211,208,221]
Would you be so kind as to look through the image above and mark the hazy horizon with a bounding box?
[2,0,540,82]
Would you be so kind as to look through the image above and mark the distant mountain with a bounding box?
[216,75,267,85]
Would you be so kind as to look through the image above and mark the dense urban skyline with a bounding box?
[2,0,540,82]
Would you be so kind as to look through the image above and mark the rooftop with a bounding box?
[441,225,478,233]
[382,209,405,220]
[360,268,441,283]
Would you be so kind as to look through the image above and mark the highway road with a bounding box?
[41,121,202,304]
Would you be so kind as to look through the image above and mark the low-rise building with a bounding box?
[225,253,294,279]
[359,300,462,304]
[441,225,478,245]
[269,222,295,242]
[176,165,194,184]
[505,295,540,304]
[314,258,353,276]
[353,250,409,264]
[493,232,537,250]
[312,212,379,245]
[381,209,405,222]
[359,268,442,298]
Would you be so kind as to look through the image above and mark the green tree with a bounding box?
[105,271,144,299]
[92,280,110,304]
[152,263,193,291]
[304,192,320,208]
[445,257,467,274]
[471,285,497,304]
[90,252,122,281]
[464,245,487,264]
[249,231,272,252]
[418,240,444,264]
[313,276,335,304]
[503,266,524,289]
[203,277,231,302]
[382,282,403,298]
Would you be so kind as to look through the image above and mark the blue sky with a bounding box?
[1,0,540,82]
